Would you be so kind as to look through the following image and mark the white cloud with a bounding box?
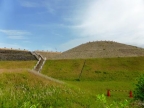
[8,36,24,39]
[61,0,144,51]
[0,29,31,39]
[75,0,144,35]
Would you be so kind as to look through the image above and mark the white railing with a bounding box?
[32,51,46,73]
[38,57,46,73]
[31,51,39,60]
[33,58,41,70]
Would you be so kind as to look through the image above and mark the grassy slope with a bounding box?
[42,59,85,80]
[1,58,143,107]
[41,57,144,102]
[0,61,98,108]
[0,61,37,69]
[42,57,144,81]
[0,71,93,108]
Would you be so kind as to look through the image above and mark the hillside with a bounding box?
[41,57,144,104]
[53,41,144,59]
[42,57,144,81]
[0,61,99,108]
[0,48,37,61]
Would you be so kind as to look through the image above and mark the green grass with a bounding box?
[0,71,103,108]
[66,81,134,101]
[0,61,37,69]
[41,57,144,105]
[42,57,144,81]
[0,71,135,108]
[42,59,85,80]
[1,57,144,107]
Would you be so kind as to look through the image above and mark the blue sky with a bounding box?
[0,0,144,52]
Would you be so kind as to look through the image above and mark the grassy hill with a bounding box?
[0,61,96,108]
[1,44,144,107]
[42,57,144,81]
[0,71,88,108]
[0,59,142,107]
[41,57,144,104]
[53,41,144,59]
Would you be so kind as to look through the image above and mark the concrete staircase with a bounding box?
[32,52,46,72]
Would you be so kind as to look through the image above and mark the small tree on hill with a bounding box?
[134,74,144,102]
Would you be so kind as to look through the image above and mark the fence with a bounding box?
[0,47,29,51]
[107,89,133,98]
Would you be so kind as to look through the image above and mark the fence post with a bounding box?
[129,90,133,98]
[107,89,110,97]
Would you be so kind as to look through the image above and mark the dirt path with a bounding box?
[0,68,28,73]
[28,69,65,84]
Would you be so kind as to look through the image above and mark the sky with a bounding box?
[0,0,144,52]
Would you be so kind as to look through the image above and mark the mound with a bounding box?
[53,41,144,59]
[0,48,37,61]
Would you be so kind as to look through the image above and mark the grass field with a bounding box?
[0,71,113,108]
[41,57,144,104]
[42,57,144,81]
[0,61,97,107]
[1,57,144,107]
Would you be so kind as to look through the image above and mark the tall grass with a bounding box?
[0,71,101,108]
[0,71,134,107]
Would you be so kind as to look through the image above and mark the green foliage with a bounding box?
[134,74,144,102]
[20,102,39,108]
[96,94,130,108]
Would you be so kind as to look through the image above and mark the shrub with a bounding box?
[134,74,144,102]
[96,94,129,108]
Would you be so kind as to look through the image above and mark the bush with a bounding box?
[134,74,144,102]
[96,94,129,108]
